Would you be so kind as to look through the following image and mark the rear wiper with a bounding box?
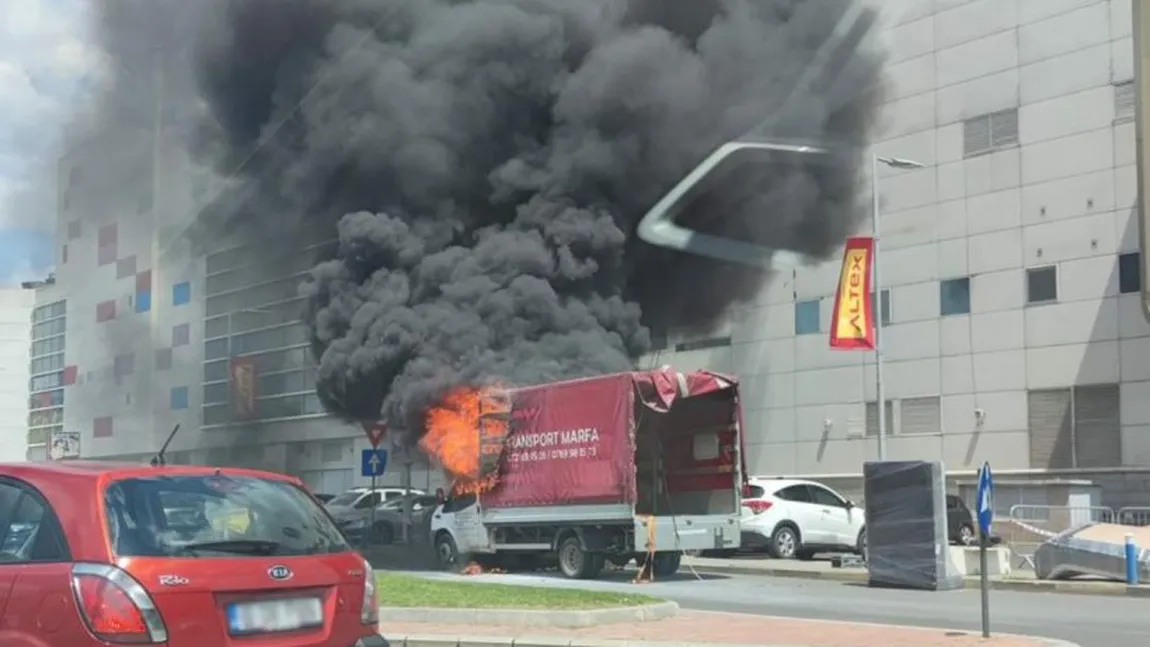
[177,539,281,555]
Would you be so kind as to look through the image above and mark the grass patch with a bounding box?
[376,572,663,609]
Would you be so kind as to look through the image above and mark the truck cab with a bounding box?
[429,492,489,568]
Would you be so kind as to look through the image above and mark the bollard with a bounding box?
[1125,533,1140,586]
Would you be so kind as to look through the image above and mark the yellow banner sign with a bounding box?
[829,236,875,350]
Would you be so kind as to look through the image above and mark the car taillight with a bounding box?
[746,500,773,515]
[360,557,379,625]
[71,564,167,644]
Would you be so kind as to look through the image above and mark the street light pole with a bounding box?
[872,154,925,461]
[871,154,887,461]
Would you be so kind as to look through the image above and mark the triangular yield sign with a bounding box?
[363,421,386,448]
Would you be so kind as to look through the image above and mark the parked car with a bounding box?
[313,493,337,504]
[0,460,388,647]
[740,478,867,560]
[326,487,426,512]
[947,494,977,546]
[353,494,441,544]
[328,488,429,544]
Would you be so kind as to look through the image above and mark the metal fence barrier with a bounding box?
[1003,504,1116,570]
[1117,506,1150,527]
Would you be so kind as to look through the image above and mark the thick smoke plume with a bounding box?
[80,0,885,442]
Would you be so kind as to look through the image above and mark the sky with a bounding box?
[0,0,99,285]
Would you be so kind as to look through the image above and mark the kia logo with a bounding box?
[267,565,293,581]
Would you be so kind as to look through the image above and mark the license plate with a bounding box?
[226,598,324,636]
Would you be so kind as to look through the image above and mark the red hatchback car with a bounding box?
[0,460,389,647]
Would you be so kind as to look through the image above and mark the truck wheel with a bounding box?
[435,533,461,571]
[557,536,603,579]
[650,552,682,577]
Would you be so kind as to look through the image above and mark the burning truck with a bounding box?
[418,367,747,580]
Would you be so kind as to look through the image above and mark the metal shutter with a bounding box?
[963,115,991,156]
[865,401,894,436]
[1028,389,1072,469]
[1073,385,1121,468]
[1116,82,1135,120]
[900,397,942,435]
[990,109,1019,147]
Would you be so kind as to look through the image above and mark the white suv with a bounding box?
[741,478,866,560]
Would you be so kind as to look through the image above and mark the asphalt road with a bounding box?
[400,568,1144,647]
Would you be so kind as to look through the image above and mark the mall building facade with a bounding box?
[30,0,1150,506]
[649,0,1150,508]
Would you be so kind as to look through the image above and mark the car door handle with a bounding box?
[434,514,442,519]
[821,509,831,514]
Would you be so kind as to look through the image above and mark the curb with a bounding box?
[683,560,1150,597]
[380,602,679,628]
[390,638,848,647]
[385,635,1077,647]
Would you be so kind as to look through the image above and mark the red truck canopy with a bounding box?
[481,368,746,509]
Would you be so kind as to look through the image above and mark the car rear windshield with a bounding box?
[104,474,350,558]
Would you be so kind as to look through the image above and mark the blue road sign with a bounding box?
[361,448,387,478]
[977,461,994,536]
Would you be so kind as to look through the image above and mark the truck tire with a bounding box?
[557,536,604,579]
[435,533,461,571]
[650,552,682,577]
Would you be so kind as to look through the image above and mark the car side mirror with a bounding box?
[844,499,854,508]
[436,488,446,505]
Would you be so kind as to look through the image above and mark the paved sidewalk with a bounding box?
[681,556,1150,597]
[384,610,1067,646]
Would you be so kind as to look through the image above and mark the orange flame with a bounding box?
[419,385,511,496]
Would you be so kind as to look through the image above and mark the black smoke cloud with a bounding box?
[86,0,886,439]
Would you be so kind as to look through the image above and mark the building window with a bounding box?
[794,299,821,335]
[97,223,118,267]
[96,300,116,323]
[674,336,732,352]
[170,386,189,410]
[865,400,895,436]
[963,108,1019,157]
[172,281,192,306]
[113,353,135,378]
[32,301,66,323]
[940,277,971,316]
[648,325,668,352]
[1116,81,1135,121]
[1027,266,1058,304]
[172,323,191,347]
[136,269,153,314]
[870,289,892,327]
[29,389,64,409]
[61,244,68,264]
[93,416,114,438]
[155,348,173,371]
[1119,252,1141,294]
[67,220,82,239]
[116,255,137,279]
